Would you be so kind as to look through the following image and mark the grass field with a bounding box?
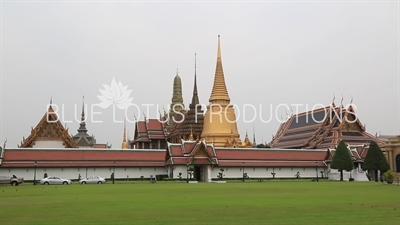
[1,181,399,225]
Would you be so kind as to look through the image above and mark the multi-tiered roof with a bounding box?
[269,101,383,149]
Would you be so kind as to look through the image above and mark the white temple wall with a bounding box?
[1,165,332,181]
[326,163,369,181]
[210,166,327,179]
[170,165,191,179]
[0,167,168,181]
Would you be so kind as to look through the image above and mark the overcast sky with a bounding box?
[1,1,398,148]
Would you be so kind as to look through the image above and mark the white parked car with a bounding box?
[40,176,71,185]
[79,176,106,184]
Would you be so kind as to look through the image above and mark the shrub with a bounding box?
[383,170,395,181]
[155,174,168,181]
[217,169,225,180]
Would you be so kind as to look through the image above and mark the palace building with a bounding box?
[1,36,398,182]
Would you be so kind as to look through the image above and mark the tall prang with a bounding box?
[169,69,185,122]
[168,53,204,143]
[201,35,242,147]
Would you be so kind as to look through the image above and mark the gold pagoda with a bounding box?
[201,35,242,147]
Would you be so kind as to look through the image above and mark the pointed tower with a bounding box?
[73,96,96,147]
[121,118,128,149]
[169,69,185,120]
[201,35,241,147]
[252,125,257,148]
[167,53,204,143]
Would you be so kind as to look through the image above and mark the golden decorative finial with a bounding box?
[49,97,53,109]
[143,112,147,121]
[217,35,221,59]
[189,126,194,141]
[122,117,128,149]
[350,95,353,104]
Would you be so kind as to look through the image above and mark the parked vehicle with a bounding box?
[79,176,106,184]
[40,176,71,185]
[0,175,24,186]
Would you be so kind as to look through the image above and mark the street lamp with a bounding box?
[242,162,245,182]
[186,163,189,183]
[113,161,115,184]
[33,161,37,185]
[315,161,319,182]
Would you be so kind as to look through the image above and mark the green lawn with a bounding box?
[1,181,399,225]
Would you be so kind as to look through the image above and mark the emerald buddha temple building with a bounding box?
[268,101,384,149]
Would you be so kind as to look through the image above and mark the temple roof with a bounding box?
[324,144,369,162]
[20,103,78,148]
[165,140,218,165]
[132,119,167,143]
[269,103,383,149]
[165,140,327,167]
[1,148,165,167]
[215,148,326,167]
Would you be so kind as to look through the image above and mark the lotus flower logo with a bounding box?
[97,78,133,109]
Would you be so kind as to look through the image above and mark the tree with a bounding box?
[257,144,271,148]
[362,141,390,182]
[217,169,225,180]
[330,140,353,181]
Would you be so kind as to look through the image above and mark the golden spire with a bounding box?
[121,118,128,149]
[189,126,194,141]
[209,35,230,103]
[201,35,241,147]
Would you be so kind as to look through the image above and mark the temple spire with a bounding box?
[189,126,194,141]
[209,35,230,103]
[49,97,53,109]
[170,69,184,117]
[191,53,200,106]
[77,96,88,133]
[253,125,257,147]
[121,118,128,149]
